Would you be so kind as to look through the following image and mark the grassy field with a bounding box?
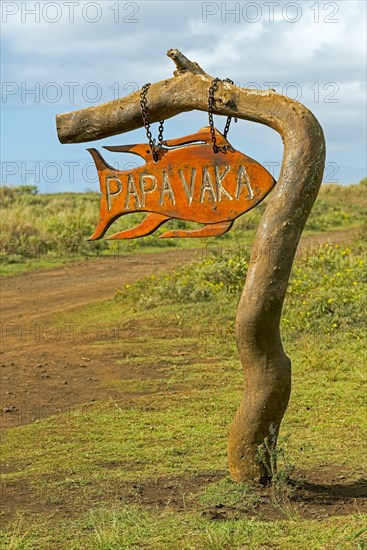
[1,180,366,275]
[0,181,366,548]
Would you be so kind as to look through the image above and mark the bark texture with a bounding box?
[56,50,325,482]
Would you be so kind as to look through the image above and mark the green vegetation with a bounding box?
[1,179,366,275]
[1,240,366,547]
[0,181,366,548]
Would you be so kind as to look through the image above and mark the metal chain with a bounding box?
[140,83,164,162]
[208,77,237,153]
[222,78,238,137]
[208,78,220,153]
[157,120,164,146]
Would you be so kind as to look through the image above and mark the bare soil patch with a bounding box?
[0,248,197,428]
[1,467,366,527]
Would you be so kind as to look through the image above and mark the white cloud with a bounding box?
[1,0,366,187]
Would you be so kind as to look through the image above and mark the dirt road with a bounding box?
[0,229,357,428]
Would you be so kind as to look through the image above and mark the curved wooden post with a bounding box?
[56,50,325,483]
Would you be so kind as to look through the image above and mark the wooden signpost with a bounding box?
[56,49,325,484]
[88,126,276,240]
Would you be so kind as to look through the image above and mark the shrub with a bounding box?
[116,247,251,308]
[283,240,366,335]
[117,239,366,340]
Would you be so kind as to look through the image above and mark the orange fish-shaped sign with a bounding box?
[88,127,276,239]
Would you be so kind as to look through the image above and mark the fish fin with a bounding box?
[87,213,124,241]
[162,128,212,148]
[159,220,234,239]
[162,127,230,149]
[106,213,169,240]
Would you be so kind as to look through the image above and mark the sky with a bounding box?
[1,0,366,192]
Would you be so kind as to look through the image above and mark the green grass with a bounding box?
[1,233,366,548]
[1,507,366,549]
[1,179,366,275]
[2,509,367,550]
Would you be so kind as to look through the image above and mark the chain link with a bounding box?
[140,83,164,162]
[157,120,164,146]
[208,78,220,153]
[208,77,237,153]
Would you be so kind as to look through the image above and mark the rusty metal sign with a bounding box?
[88,127,276,240]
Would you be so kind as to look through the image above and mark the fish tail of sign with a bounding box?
[159,220,234,239]
[105,213,169,240]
